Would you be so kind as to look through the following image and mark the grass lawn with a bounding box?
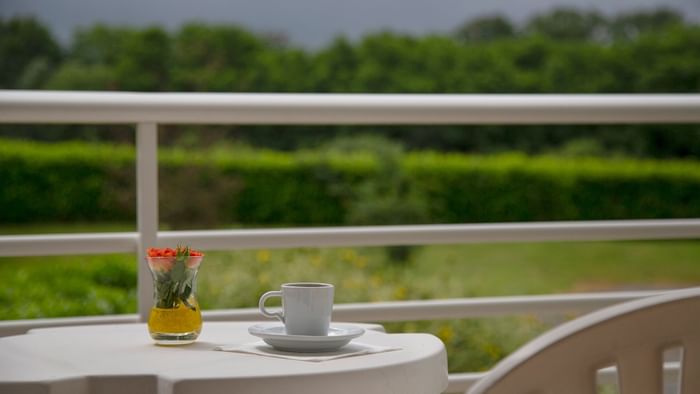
[1,223,698,372]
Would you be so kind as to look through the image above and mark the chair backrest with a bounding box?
[467,287,700,394]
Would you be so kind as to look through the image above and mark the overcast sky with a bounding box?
[1,0,699,48]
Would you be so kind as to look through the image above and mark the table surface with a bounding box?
[0,321,448,394]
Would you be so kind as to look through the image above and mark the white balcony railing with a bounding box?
[1,91,699,392]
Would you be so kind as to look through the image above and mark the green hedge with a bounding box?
[1,138,699,227]
[0,140,134,222]
[406,153,700,222]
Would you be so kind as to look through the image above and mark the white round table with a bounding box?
[0,322,448,394]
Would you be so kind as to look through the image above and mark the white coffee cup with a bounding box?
[258,282,334,336]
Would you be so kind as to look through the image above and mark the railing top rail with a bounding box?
[1,90,699,124]
[1,219,698,257]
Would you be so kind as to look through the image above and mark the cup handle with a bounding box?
[259,290,284,323]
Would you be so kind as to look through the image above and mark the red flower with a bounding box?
[145,246,204,271]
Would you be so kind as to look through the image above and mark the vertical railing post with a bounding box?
[136,122,158,321]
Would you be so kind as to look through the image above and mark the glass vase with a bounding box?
[146,254,203,345]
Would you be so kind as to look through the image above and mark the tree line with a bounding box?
[1,7,699,158]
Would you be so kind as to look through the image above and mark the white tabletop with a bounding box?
[0,322,448,394]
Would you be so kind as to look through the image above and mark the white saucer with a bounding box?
[248,323,365,353]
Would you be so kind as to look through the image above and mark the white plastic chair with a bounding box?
[467,287,700,394]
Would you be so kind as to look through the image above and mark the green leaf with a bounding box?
[170,260,186,283]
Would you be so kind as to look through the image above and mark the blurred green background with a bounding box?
[1,7,699,373]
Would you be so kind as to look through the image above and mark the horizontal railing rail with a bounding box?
[203,290,675,322]
[2,91,700,124]
[1,91,698,393]
[2,219,699,257]
[0,291,668,337]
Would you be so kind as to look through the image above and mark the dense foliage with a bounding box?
[1,8,699,157]
[2,138,699,227]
